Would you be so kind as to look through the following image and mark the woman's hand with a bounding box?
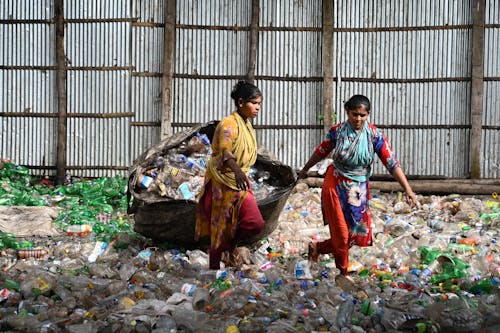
[406,191,418,207]
[234,169,249,191]
[224,155,249,191]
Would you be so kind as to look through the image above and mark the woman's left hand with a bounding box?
[406,191,418,207]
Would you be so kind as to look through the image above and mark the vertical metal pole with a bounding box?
[161,0,176,140]
[470,0,485,179]
[55,0,67,184]
[247,0,260,84]
[322,0,334,133]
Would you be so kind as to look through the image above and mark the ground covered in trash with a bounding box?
[0,162,499,333]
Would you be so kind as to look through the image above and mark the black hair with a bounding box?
[230,80,262,107]
[344,95,371,112]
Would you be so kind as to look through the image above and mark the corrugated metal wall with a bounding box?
[174,0,251,128]
[484,0,500,178]
[332,0,474,178]
[256,0,323,170]
[130,0,164,164]
[65,0,132,178]
[0,0,57,175]
[1,0,498,179]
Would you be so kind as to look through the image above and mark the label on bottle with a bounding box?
[88,241,108,263]
[178,182,194,200]
[181,283,196,296]
[139,175,153,188]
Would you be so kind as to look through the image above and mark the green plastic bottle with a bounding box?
[3,278,20,292]
[468,278,492,294]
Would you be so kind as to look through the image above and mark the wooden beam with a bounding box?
[470,0,485,178]
[55,0,67,185]
[161,0,176,140]
[247,0,260,83]
[322,0,334,132]
[300,178,500,195]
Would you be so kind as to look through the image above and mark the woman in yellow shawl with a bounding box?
[195,81,265,270]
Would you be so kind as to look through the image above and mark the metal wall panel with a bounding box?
[0,0,53,20]
[254,80,323,168]
[258,31,322,77]
[483,129,500,178]
[259,0,322,27]
[175,29,249,75]
[176,0,251,26]
[256,0,323,169]
[132,27,164,73]
[1,24,55,66]
[64,2,133,177]
[65,0,129,19]
[0,2,57,175]
[129,0,164,165]
[483,0,500,178]
[67,71,130,114]
[173,78,237,125]
[173,0,252,134]
[0,117,58,170]
[67,118,130,178]
[132,0,165,23]
[66,22,131,67]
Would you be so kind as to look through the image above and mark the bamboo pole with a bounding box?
[160,0,176,140]
[247,0,259,84]
[55,0,67,185]
[470,0,485,178]
[322,0,334,132]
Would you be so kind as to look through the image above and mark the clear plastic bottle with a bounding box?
[192,287,210,311]
[336,298,355,329]
[153,315,177,332]
[185,157,206,175]
[66,224,92,237]
[167,152,187,165]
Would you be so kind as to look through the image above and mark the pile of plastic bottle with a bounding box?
[135,133,276,202]
[0,159,499,332]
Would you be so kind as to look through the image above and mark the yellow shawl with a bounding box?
[208,111,257,190]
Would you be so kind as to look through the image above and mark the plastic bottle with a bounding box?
[178,182,194,200]
[192,287,210,311]
[419,259,441,281]
[185,157,206,175]
[3,278,20,292]
[336,298,355,328]
[468,278,493,294]
[88,241,108,263]
[168,152,187,165]
[186,135,205,154]
[226,325,240,333]
[181,283,196,296]
[17,248,49,259]
[0,233,34,250]
[137,174,154,188]
[66,224,92,237]
[428,218,444,231]
[153,315,177,332]
[155,156,166,169]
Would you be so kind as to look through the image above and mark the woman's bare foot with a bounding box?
[308,242,319,262]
